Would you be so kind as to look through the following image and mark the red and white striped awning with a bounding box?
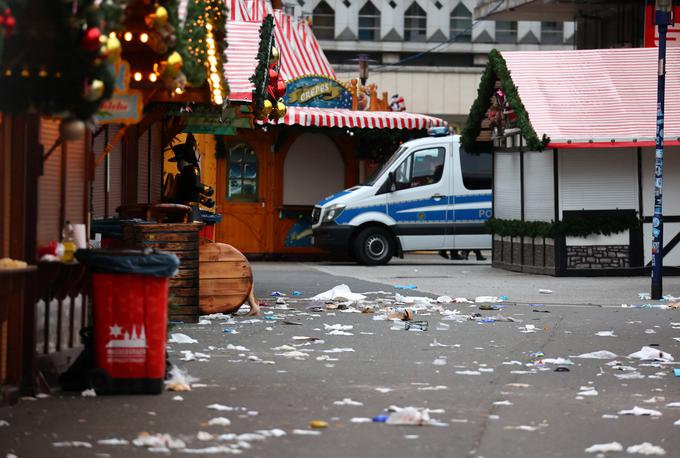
[501,47,680,148]
[262,106,447,130]
[226,0,335,102]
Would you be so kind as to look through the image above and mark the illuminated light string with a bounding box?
[204,21,225,105]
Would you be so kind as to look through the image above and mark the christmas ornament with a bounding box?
[261,99,273,118]
[269,46,280,65]
[82,27,102,52]
[166,51,183,76]
[83,79,105,101]
[276,80,286,99]
[275,98,286,118]
[60,118,86,141]
[145,5,169,28]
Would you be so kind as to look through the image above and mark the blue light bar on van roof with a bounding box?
[428,126,450,137]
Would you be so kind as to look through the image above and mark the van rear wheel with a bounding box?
[354,227,394,265]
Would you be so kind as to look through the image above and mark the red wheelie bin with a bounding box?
[76,249,179,394]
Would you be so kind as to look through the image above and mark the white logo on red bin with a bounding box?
[106,324,147,363]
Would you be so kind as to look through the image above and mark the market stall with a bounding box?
[463,47,680,276]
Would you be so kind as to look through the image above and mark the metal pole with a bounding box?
[651,2,673,299]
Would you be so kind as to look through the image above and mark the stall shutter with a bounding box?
[37,118,62,246]
[150,122,163,203]
[493,151,521,220]
[64,136,87,225]
[137,128,150,204]
[523,151,554,222]
[91,130,106,218]
[108,124,123,216]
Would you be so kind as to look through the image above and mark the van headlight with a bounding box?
[322,204,345,223]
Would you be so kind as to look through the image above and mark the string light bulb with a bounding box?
[140,33,149,43]
[133,72,142,81]
[124,32,132,42]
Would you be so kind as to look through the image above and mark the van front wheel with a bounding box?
[354,227,394,265]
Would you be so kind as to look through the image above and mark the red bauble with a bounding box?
[268,68,278,85]
[82,27,102,52]
[4,15,15,34]
[275,80,286,99]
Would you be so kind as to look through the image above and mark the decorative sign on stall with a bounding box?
[95,60,143,125]
[284,76,352,109]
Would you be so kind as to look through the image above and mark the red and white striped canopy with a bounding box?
[263,106,447,130]
[226,0,335,102]
[501,47,680,148]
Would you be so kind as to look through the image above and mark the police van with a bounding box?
[311,128,492,265]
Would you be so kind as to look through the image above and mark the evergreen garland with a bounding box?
[462,49,549,153]
[485,212,642,238]
[249,14,275,110]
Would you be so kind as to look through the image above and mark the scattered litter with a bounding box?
[665,402,680,407]
[455,370,481,375]
[555,367,570,372]
[169,333,198,344]
[292,291,302,296]
[628,346,673,362]
[417,385,448,391]
[645,329,657,334]
[311,284,366,302]
[675,368,680,377]
[208,404,235,412]
[173,395,184,401]
[375,387,393,393]
[596,331,616,337]
[577,388,599,397]
[334,398,363,406]
[271,291,286,297]
[279,350,309,360]
[432,357,447,366]
[97,438,130,445]
[436,296,452,303]
[0,420,8,427]
[309,420,328,429]
[383,407,445,426]
[574,350,618,359]
[503,425,539,431]
[292,429,321,436]
[208,417,231,426]
[538,289,552,294]
[165,366,197,392]
[81,388,96,397]
[626,443,666,455]
[543,358,574,365]
[53,441,92,448]
[223,328,237,334]
[520,324,536,333]
[324,323,353,331]
[585,442,623,454]
[350,417,372,423]
[394,285,417,290]
[475,296,500,303]
[226,344,250,351]
[618,406,662,417]
[602,414,619,419]
[196,431,214,441]
[133,433,186,450]
[430,339,450,347]
[405,321,428,331]
[323,348,354,353]
[493,400,513,406]
[387,309,414,321]
[283,320,303,326]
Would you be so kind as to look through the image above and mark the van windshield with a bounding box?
[363,146,406,186]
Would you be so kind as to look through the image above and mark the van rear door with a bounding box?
[387,144,450,251]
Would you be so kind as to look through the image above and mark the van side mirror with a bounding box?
[388,172,396,192]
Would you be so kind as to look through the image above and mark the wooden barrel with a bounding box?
[199,242,253,314]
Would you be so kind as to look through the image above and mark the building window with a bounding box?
[227,143,258,202]
[404,2,427,42]
[495,20,517,43]
[450,3,472,42]
[541,21,563,44]
[358,1,380,41]
[312,1,334,40]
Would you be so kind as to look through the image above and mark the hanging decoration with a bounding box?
[0,0,128,139]
[144,5,176,54]
[250,15,286,121]
[461,49,549,153]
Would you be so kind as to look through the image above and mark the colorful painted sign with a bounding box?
[644,5,680,47]
[284,76,352,109]
[96,60,143,125]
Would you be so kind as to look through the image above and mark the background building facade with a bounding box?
[284,0,575,126]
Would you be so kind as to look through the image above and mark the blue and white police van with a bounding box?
[311,128,492,265]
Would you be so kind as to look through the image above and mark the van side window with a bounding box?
[460,147,492,190]
[394,147,445,190]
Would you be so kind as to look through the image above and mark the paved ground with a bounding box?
[2,254,680,457]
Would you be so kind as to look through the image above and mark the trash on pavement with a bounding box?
[351,417,372,423]
[208,417,232,426]
[585,442,623,454]
[405,320,428,331]
[98,438,130,445]
[394,285,417,290]
[387,309,414,321]
[165,366,197,392]
[52,441,93,448]
[554,367,570,372]
[628,346,673,362]
[334,398,363,406]
[574,350,618,359]
[81,388,96,397]
[132,432,186,450]
[292,429,321,436]
[311,284,366,302]
[626,443,666,455]
[617,406,662,416]
[169,333,198,344]
[596,331,616,337]
[309,420,328,429]
[674,368,680,377]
